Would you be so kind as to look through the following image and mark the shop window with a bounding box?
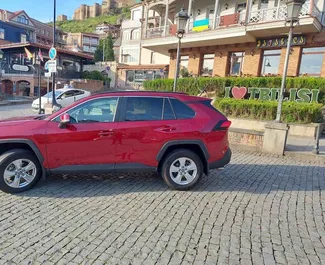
[201,54,214,76]
[261,49,281,76]
[229,52,244,76]
[299,47,325,76]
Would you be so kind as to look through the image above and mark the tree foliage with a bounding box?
[94,34,115,62]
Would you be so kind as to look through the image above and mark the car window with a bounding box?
[60,91,74,99]
[125,97,163,121]
[170,98,195,119]
[74,90,85,96]
[54,97,119,123]
[163,99,176,120]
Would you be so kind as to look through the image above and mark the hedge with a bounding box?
[143,77,325,103]
[214,98,324,124]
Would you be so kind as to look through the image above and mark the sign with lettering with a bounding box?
[11,64,29,72]
[256,35,306,48]
[225,87,319,103]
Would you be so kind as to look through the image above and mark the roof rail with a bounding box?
[93,90,187,95]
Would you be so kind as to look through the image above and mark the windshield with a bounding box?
[43,91,62,98]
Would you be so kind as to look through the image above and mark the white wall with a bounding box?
[140,48,170,65]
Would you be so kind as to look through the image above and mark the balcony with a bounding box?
[141,0,323,54]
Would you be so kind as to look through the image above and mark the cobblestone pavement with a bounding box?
[0,104,35,120]
[0,151,325,265]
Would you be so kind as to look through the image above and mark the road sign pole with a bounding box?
[47,75,50,103]
[51,0,57,108]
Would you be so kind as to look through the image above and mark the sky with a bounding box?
[1,0,99,22]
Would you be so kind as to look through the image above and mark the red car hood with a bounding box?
[0,115,40,123]
[0,115,49,125]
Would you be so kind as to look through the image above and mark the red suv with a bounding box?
[0,91,231,193]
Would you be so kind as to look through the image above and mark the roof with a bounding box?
[0,42,94,60]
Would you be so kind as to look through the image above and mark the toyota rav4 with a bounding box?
[0,91,231,194]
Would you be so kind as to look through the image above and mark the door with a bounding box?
[46,97,120,170]
[115,97,185,169]
[56,90,76,107]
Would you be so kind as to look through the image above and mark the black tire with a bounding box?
[161,149,203,190]
[0,149,41,194]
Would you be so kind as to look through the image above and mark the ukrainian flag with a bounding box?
[192,19,209,32]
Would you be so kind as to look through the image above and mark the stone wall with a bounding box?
[70,79,104,93]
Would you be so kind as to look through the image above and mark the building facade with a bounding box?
[139,0,325,78]
[118,4,170,87]
[65,33,100,54]
[0,43,93,96]
[0,9,65,47]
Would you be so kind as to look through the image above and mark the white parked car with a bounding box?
[32,88,91,113]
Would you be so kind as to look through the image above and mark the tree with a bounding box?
[94,34,115,62]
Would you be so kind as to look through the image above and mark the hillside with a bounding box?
[54,8,130,33]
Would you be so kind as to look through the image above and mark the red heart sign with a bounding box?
[232,87,247,99]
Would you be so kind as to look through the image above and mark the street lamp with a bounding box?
[173,8,189,92]
[276,0,305,122]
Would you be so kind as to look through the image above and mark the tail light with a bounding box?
[212,120,232,131]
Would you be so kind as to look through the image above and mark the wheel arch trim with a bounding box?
[0,139,44,163]
[156,140,210,162]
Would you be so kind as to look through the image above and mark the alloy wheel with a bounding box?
[169,157,198,185]
[3,159,37,189]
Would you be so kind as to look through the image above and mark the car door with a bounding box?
[73,89,88,102]
[45,96,120,171]
[57,90,75,107]
[115,96,185,169]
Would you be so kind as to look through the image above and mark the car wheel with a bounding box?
[0,149,42,194]
[161,149,203,190]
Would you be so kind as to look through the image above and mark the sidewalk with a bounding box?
[285,135,325,162]
[0,99,33,106]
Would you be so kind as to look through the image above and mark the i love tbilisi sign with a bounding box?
[225,87,319,103]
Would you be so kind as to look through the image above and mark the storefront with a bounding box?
[117,64,169,88]
[167,33,325,78]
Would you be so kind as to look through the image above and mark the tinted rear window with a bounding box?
[170,98,195,119]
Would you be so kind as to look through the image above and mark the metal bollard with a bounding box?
[312,124,321,155]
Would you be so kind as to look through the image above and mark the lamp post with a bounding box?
[173,8,189,92]
[275,0,305,122]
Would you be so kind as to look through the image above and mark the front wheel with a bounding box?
[0,150,41,194]
[161,149,203,190]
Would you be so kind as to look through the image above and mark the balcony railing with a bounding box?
[249,1,312,23]
[143,0,323,39]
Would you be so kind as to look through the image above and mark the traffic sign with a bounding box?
[49,47,57,60]
[45,72,51,78]
[45,61,49,71]
[47,60,57,73]
[106,66,110,73]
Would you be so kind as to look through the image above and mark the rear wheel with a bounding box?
[161,149,203,190]
[0,150,41,194]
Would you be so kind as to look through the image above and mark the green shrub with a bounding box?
[214,98,323,124]
[143,76,325,103]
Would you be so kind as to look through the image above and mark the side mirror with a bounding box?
[59,113,70,129]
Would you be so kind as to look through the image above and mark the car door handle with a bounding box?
[99,130,115,137]
[159,126,177,132]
